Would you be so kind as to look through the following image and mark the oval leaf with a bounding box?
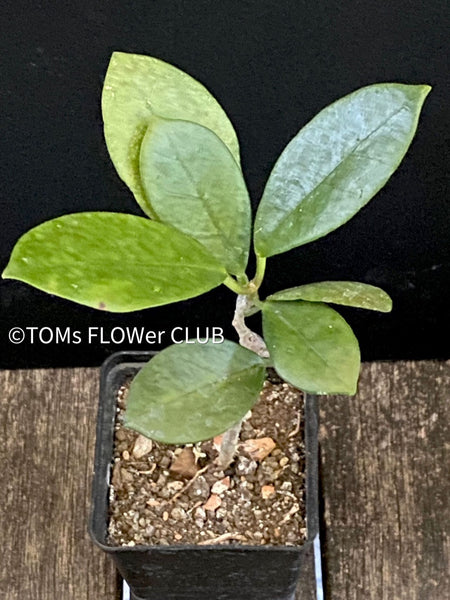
[254,84,431,257]
[268,281,392,312]
[103,52,241,216]
[140,118,251,276]
[2,213,227,312]
[262,300,360,394]
[124,340,266,444]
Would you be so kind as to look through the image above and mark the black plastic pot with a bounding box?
[89,351,321,600]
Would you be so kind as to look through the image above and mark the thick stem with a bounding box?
[217,294,269,468]
[217,420,243,469]
[232,295,269,358]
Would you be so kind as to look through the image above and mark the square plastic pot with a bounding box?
[89,351,321,600]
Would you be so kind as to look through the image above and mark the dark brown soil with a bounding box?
[108,372,306,547]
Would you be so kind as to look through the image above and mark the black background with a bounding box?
[1,0,449,368]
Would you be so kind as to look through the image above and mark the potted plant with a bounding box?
[2,52,429,599]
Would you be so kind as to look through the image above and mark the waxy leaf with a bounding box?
[125,340,266,443]
[268,281,392,312]
[140,118,251,276]
[2,213,227,312]
[103,52,241,216]
[254,84,431,257]
[263,301,360,394]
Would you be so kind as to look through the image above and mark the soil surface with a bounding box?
[108,371,306,547]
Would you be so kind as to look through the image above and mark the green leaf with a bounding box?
[268,281,392,312]
[254,83,431,257]
[262,300,360,394]
[102,52,241,216]
[124,340,266,444]
[2,213,227,312]
[140,118,251,276]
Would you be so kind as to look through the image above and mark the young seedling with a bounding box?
[2,52,430,467]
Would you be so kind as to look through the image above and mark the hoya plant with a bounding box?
[3,53,429,467]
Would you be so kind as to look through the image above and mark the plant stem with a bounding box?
[223,274,247,295]
[253,254,267,289]
[232,295,269,358]
[217,419,243,469]
[217,294,269,468]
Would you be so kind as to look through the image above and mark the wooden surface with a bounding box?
[0,361,449,599]
[320,361,450,600]
[0,368,118,600]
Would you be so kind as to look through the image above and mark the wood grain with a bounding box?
[1,361,449,599]
[320,361,450,600]
[0,368,118,599]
